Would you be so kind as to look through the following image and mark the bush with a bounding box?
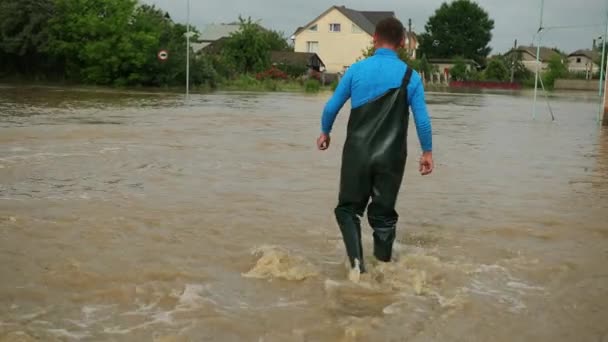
[256,66,288,80]
[304,79,321,93]
[230,74,260,89]
[330,79,339,91]
[276,63,308,78]
[450,57,468,81]
[484,58,509,81]
[542,55,568,89]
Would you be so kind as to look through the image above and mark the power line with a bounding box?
[542,23,604,31]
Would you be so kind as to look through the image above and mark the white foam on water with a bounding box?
[243,245,319,281]
[18,308,48,321]
[31,320,53,327]
[177,284,208,308]
[0,321,18,327]
[9,147,30,152]
[506,281,545,292]
[47,329,91,340]
[99,147,122,154]
[0,152,90,164]
[466,263,542,313]
[103,313,176,336]
[348,259,361,283]
[382,301,408,315]
[64,305,116,330]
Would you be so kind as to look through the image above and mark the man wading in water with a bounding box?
[317,17,433,281]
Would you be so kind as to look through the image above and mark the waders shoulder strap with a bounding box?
[402,67,414,90]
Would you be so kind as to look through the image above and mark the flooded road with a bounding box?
[1,86,607,341]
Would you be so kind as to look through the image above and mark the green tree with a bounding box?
[484,58,509,81]
[360,45,419,69]
[263,30,291,52]
[49,0,139,83]
[543,55,568,89]
[450,57,468,81]
[505,52,532,82]
[222,17,273,74]
[418,55,431,80]
[419,0,494,65]
[46,0,215,87]
[0,0,55,76]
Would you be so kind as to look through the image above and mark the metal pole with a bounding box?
[186,0,190,98]
[510,39,517,83]
[603,58,608,125]
[599,5,608,123]
[533,0,544,120]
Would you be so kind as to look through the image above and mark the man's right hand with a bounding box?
[317,133,331,151]
[419,152,434,176]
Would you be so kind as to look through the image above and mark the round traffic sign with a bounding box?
[158,50,169,61]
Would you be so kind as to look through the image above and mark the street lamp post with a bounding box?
[599,3,608,124]
[186,0,191,99]
[532,0,545,120]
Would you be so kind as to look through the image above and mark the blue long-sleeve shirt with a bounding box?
[321,48,433,152]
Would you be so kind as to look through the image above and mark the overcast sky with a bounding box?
[144,0,606,54]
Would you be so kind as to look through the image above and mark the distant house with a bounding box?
[270,51,326,72]
[504,46,564,73]
[292,5,418,73]
[568,49,600,77]
[192,23,240,54]
[429,58,480,74]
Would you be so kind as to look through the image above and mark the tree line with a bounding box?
[0,0,291,87]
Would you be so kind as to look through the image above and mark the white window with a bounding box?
[306,41,319,53]
[329,23,341,32]
[308,24,318,32]
[352,24,362,33]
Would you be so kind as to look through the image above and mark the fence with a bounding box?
[554,79,600,91]
[449,81,522,90]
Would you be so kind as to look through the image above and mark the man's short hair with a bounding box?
[375,17,405,47]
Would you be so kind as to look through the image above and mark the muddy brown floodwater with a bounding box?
[0,85,607,342]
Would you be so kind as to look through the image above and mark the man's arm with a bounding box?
[409,78,432,152]
[321,70,353,134]
[318,70,353,151]
[408,76,434,175]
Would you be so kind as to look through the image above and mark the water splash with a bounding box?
[243,246,319,281]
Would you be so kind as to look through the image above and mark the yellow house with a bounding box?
[292,6,417,73]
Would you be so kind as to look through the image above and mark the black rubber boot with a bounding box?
[368,213,398,262]
[335,206,366,273]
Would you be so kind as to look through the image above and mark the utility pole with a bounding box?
[533,0,544,120]
[604,68,608,125]
[600,1,608,124]
[510,39,517,83]
[186,0,191,99]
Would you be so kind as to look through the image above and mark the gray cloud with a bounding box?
[145,0,606,54]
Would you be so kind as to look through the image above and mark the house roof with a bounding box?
[199,23,240,43]
[293,6,396,36]
[270,51,325,67]
[510,46,563,62]
[429,58,481,68]
[569,49,600,61]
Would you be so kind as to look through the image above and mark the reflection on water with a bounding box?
[0,85,607,341]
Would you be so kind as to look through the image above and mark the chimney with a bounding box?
[408,18,412,33]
